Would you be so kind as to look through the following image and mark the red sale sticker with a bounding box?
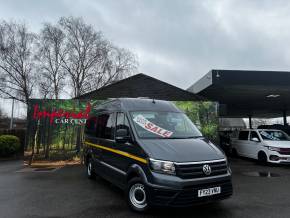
[133,114,173,138]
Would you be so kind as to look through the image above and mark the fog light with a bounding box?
[269,155,280,161]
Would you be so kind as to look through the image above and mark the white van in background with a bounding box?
[231,129,290,164]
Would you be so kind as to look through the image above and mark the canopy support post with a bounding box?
[283,110,287,126]
[249,115,252,129]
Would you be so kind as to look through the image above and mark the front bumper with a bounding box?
[145,172,233,207]
[267,151,290,164]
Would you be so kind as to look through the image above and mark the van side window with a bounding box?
[96,113,115,140]
[116,112,130,137]
[250,131,260,141]
[239,131,249,140]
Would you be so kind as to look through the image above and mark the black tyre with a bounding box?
[87,158,96,179]
[258,151,268,164]
[127,178,149,212]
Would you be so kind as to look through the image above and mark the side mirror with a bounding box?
[116,128,130,143]
[252,137,260,142]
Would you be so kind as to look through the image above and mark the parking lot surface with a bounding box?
[1,158,290,218]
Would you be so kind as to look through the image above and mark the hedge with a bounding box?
[0,135,21,157]
[0,129,26,152]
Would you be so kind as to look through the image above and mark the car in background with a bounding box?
[258,124,290,136]
[231,129,290,164]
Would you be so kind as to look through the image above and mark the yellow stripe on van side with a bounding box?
[84,141,148,164]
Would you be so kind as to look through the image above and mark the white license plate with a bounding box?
[198,187,221,197]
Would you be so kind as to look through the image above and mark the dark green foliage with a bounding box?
[0,129,26,152]
[0,135,21,157]
[175,101,219,142]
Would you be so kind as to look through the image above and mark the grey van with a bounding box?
[83,98,232,212]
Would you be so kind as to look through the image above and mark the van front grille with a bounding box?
[175,160,228,179]
[278,148,290,155]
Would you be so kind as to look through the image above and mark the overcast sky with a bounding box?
[1,0,290,117]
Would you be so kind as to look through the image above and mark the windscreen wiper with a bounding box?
[184,136,204,139]
[167,136,204,139]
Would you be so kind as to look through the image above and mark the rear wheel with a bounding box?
[258,151,268,164]
[87,158,96,179]
[127,178,149,212]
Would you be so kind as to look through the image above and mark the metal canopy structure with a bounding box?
[78,73,201,101]
[188,70,290,122]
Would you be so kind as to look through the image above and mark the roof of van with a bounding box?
[93,98,182,113]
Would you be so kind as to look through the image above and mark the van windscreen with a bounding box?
[130,111,202,139]
[259,130,289,141]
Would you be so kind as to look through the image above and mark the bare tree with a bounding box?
[38,81,52,99]
[0,17,137,102]
[57,17,105,97]
[0,106,4,118]
[93,46,137,89]
[37,23,66,99]
[0,21,37,104]
[58,17,137,98]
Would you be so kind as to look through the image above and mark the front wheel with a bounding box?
[127,178,149,212]
[258,151,268,164]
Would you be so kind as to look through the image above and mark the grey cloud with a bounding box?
[0,0,290,89]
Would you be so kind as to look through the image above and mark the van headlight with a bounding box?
[265,146,281,152]
[226,159,232,174]
[149,159,176,175]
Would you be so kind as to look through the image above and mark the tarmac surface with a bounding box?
[1,158,290,218]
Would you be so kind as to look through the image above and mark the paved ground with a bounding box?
[1,158,290,218]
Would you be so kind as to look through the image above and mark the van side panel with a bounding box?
[84,138,148,190]
[100,138,128,189]
[84,136,104,176]
[84,110,148,190]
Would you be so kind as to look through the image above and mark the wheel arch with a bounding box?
[127,164,147,183]
[84,150,93,166]
[258,150,268,160]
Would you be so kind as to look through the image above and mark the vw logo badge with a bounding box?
[203,164,211,175]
